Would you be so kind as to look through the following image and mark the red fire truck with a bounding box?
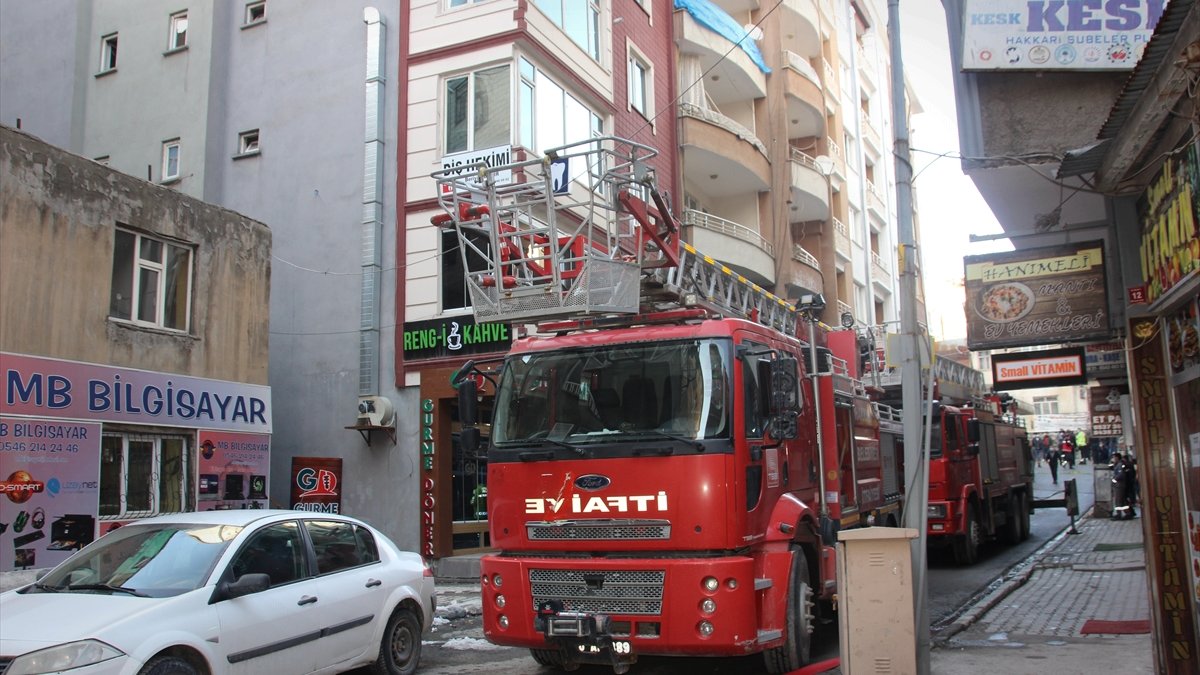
[926,395,1033,564]
[435,138,902,673]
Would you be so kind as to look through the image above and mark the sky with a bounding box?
[895,2,1013,342]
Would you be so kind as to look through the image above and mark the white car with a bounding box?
[0,510,435,675]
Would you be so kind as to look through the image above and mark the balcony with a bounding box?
[857,45,877,91]
[789,149,832,224]
[834,217,851,259]
[786,244,823,297]
[826,136,845,180]
[675,8,767,106]
[684,209,775,287]
[837,300,853,320]
[865,180,887,221]
[783,51,825,141]
[679,103,770,199]
[779,0,822,58]
[711,0,760,13]
[821,58,838,114]
[862,117,883,157]
[871,250,892,287]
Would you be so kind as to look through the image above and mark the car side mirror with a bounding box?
[215,572,270,602]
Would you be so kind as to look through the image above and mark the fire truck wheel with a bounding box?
[1019,493,1031,541]
[530,648,579,671]
[1004,494,1023,545]
[953,504,981,565]
[763,547,813,673]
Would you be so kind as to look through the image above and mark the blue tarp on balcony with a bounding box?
[675,0,770,74]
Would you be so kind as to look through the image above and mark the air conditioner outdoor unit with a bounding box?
[356,396,395,428]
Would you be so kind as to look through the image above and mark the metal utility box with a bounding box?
[1093,465,1113,517]
[837,527,919,674]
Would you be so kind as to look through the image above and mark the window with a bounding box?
[441,229,492,311]
[162,140,181,181]
[230,522,306,587]
[99,434,190,518]
[244,1,266,25]
[448,0,487,6]
[99,33,118,73]
[168,11,188,50]
[238,129,260,155]
[518,59,604,155]
[110,228,193,330]
[305,520,379,574]
[1033,396,1060,415]
[444,65,510,154]
[534,0,600,60]
[628,47,651,118]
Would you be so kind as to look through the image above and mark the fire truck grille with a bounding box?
[529,569,665,615]
[526,520,671,541]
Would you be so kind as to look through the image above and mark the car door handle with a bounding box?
[298,595,318,606]
[366,578,382,588]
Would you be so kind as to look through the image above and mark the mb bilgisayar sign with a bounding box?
[965,242,1110,350]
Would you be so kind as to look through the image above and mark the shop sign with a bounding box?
[1088,384,1127,437]
[197,431,270,509]
[291,457,342,513]
[1128,285,1147,304]
[2,352,271,433]
[1084,341,1126,375]
[1164,295,1200,383]
[991,347,1087,389]
[961,0,1162,71]
[403,316,511,361]
[439,145,512,193]
[1137,142,1200,305]
[420,398,436,558]
[964,242,1110,350]
[0,417,101,571]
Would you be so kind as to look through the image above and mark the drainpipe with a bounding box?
[360,8,385,397]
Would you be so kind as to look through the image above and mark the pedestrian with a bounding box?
[1075,429,1089,464]
[1060,436,1075,469]
[1126,456,1139,518]
[1038,434,1052,467]
[1048,444,1060,484]
[1110,452,1133,519]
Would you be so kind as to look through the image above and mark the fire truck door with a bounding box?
[835,404,857,510]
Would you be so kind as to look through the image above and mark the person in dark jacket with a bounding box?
[1110,453,1132,519]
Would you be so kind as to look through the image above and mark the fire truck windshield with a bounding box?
[491,339,732,453]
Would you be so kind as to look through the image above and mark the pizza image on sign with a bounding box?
[976,282,1035,323]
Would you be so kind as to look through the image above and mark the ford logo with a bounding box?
[574,474,611,491]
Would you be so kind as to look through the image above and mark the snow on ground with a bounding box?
[430,636,511,651]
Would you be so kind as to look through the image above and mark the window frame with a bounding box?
[99,433,191,520]
[99,32,119,74]
[243,1,266,27]
[161,139,181,182]
[109,227,194,331]
[237,129,261,157]
[442,64,512,155]
[533,0,601,62]
[517,57,604,156]
[627,41,653,124]
[167,11,188,52]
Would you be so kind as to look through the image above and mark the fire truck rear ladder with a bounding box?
[430,136,807,337]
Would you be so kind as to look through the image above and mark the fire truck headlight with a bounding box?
[697,620,714,637]
[497,614,509,629]
[725,578,738,590]
[927,504,947,519]
[496,594,506,609]
[492,573,503,588]
[702,576,719,593]
[700,598,716,615]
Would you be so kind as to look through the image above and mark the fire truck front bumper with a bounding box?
[926,501,953,537]
[536,604,636,670]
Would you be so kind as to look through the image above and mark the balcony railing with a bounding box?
[684,209,774,256]
[871,250,891,282]
[866,180,886,215]
[834,217,850,257]
[862,118,882,151]
[792,244,819,268]
[679,102,767,156]
[837,300,853,318]
[784,50,821,87]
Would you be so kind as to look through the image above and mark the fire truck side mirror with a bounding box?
[458,377,478,427]
[966,418,980,443]
[460,426,481,455]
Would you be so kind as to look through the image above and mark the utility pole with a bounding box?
[887,1,931,673]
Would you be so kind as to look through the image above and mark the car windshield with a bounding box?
[492,338,731,446]
[30,522,243,598]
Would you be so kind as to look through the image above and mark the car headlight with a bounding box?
[8,640,125,675]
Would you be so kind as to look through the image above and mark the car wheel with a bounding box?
[763,547,813,673]
[139,654,200,675]
[373,607,422,675]
[530,648,580,671]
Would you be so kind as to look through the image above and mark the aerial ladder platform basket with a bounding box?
[431,136,806,337]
